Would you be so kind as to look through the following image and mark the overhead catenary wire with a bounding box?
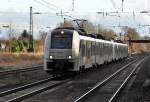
[39,0,60,9]
[33,0,73,20]
[33,0,60,12]
[109,0,119,11]
[33,0,58,11]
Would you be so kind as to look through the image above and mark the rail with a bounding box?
[0,74,69,102]
[109,57,147,102]
[0,65,43,76]
[74,57,145,102]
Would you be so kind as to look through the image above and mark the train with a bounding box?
[44,27,128,75]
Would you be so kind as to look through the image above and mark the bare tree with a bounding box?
[122,27,139,40]
[101,29,117,40]
[57,19,74,28]
[82,21,96,34]
[57,20,117,40]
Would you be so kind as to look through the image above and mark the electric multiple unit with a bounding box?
[44,28,128,75]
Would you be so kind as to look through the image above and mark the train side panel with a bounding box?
[71,31,80,71]
[44,33,51,71]
[78,36,95,70]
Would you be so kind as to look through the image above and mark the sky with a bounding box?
[0,0,150,39]
[0,0,150,12]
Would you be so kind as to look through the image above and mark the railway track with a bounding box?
[74,56,148,102]
[0,65,43,76]
[0,74,70,102]
[0,55,144,102]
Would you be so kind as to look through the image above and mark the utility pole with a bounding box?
[122,0,124,12]
[29,6,34,52]
[98,24,101,34]
[72,0,74,11]
[9,23,12,53]
[64,18,66,25]
[56,10,70,26]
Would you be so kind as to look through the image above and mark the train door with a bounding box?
[117,44,119,59]
[108,43,110,62]
[91,41,96,65]
[80,40,86,68]
[86,41,92,68]
[97,42,100,64]
[105,42,108,61]
[102,42,105,63]
[79,40,82,68]
[95,41,97,65]
[112,43,115,60]
[99,42,103,64]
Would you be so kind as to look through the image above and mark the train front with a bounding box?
[44,28,76,75]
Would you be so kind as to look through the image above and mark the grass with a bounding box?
[0,52,44,69]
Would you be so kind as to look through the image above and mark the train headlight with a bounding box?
[61,31,64,34]
[68,56,72,59]
[49,56,53,59]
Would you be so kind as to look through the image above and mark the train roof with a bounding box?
[55,27,105,39]
[54,27,127,46]
[79,35,95,41]
[55,27,86,34]
[79,35,127,46]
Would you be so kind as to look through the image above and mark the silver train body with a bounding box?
[44,28,128,74]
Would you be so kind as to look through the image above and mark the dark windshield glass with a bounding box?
[51,31,73,49]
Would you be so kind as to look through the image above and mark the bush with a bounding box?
[11,40,20,52]
[11,40,29,52]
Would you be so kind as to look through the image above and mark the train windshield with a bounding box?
[51,31,73,49]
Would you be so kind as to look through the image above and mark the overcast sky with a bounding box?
[0,0,150,12]
[0,0,150,37]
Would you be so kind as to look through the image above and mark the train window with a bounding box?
[91,42,92,56]
[93,42,95,56]
[79,41,82,55]
[95,43,96,55]
[51,33,73,49]
[94,43,96,55]
[92,43,95,56]
[97,44,99,55]
[86,41,91,58]
[81,41,85,57]
[101,43,103,49]
[98,43,100,55]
